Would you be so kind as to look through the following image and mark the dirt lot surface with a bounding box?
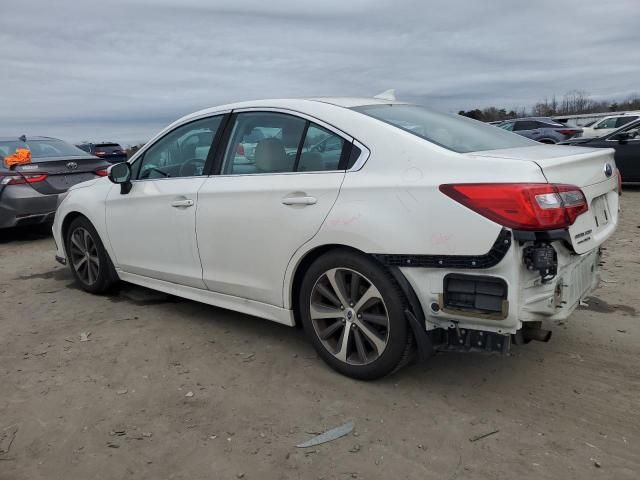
[1,191,639,480]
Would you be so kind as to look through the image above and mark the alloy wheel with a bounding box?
[69,227,101,285]
[309,268,390,365]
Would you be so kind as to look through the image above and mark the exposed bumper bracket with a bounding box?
[373,229,511,269]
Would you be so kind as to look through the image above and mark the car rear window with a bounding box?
[0,139,90,161]
[94,144,124,153]
[352,104,535,153]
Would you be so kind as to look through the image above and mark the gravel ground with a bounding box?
[1,189,639,480]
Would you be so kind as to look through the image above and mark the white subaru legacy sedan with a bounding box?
[52,97,619,379]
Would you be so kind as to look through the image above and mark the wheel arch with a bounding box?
[287,243,426,331]
[288,244,362,326]
[61,211,88,241]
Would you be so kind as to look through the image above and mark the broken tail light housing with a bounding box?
[439,183,588,231]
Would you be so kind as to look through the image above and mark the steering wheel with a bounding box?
[179,158,206,177]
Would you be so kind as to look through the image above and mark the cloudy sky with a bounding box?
[1,0,639,144]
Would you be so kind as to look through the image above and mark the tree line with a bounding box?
[458,91,640,122]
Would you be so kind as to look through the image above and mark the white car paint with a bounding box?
[52,97,619,338]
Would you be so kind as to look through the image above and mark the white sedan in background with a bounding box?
[580,113,639,138]
[52,97,619,379]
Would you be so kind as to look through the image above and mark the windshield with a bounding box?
[352,104,536,153]
[0,139,91,161]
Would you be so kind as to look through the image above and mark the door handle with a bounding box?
[171,199,194,208]
[282,196,317,206]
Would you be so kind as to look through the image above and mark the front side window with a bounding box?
[136,116,223,180]
[595,118,618,129]
[221,112,350,174]
[353,105,535,153]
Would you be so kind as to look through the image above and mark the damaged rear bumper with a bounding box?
[384,228,602,356]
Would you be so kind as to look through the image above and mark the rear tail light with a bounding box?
[94,168,109,177]
[0,173,48,185]
[439,183,588,231]
[236,143,245,156]
[95,151,106,156]
[558,129,580,135]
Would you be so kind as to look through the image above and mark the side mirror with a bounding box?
[108,162,132,194]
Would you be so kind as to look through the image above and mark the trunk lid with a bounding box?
[13,156,109,195]
[470,145,619,254]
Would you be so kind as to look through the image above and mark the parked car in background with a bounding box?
[0,136,111,229]
[498,117,582,143]
[52,97,618,379]
[560,118,640,183]
[578,113,640,139]
[76,142,127,163]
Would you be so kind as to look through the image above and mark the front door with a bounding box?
[196,111,352,306]
[105,115,225,288]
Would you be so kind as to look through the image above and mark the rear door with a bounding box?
[196,110,352,307]
[105,114,225,288]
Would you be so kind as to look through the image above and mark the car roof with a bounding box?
[0,136,61,142]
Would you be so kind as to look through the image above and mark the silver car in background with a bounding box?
[498,117,582,144]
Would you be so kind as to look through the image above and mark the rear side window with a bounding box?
[298,124,346,172]
[352,104,534,153]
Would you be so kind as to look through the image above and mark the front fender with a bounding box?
[53,179,115,264]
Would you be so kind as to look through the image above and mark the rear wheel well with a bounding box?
[289,244,425,328]
[291,245,367,327]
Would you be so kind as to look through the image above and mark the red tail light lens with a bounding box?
[95,151,106,156]
[0,173,48,185]
[558,129,580,135]
[616,168,622,195]
[236,143,245,156]
[439,183,588,231]
[94,168,109,177]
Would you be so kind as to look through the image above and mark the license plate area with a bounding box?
[48,173,95,189]
[564,250,597,307]
[591,195,610,228]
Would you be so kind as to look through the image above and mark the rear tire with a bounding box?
[65,216,118,294]
[299,249,413,380]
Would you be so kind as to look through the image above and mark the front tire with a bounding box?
[65,216,118,294]
[299,250,413,380]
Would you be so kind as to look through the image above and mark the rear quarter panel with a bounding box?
[283,128,548,308]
